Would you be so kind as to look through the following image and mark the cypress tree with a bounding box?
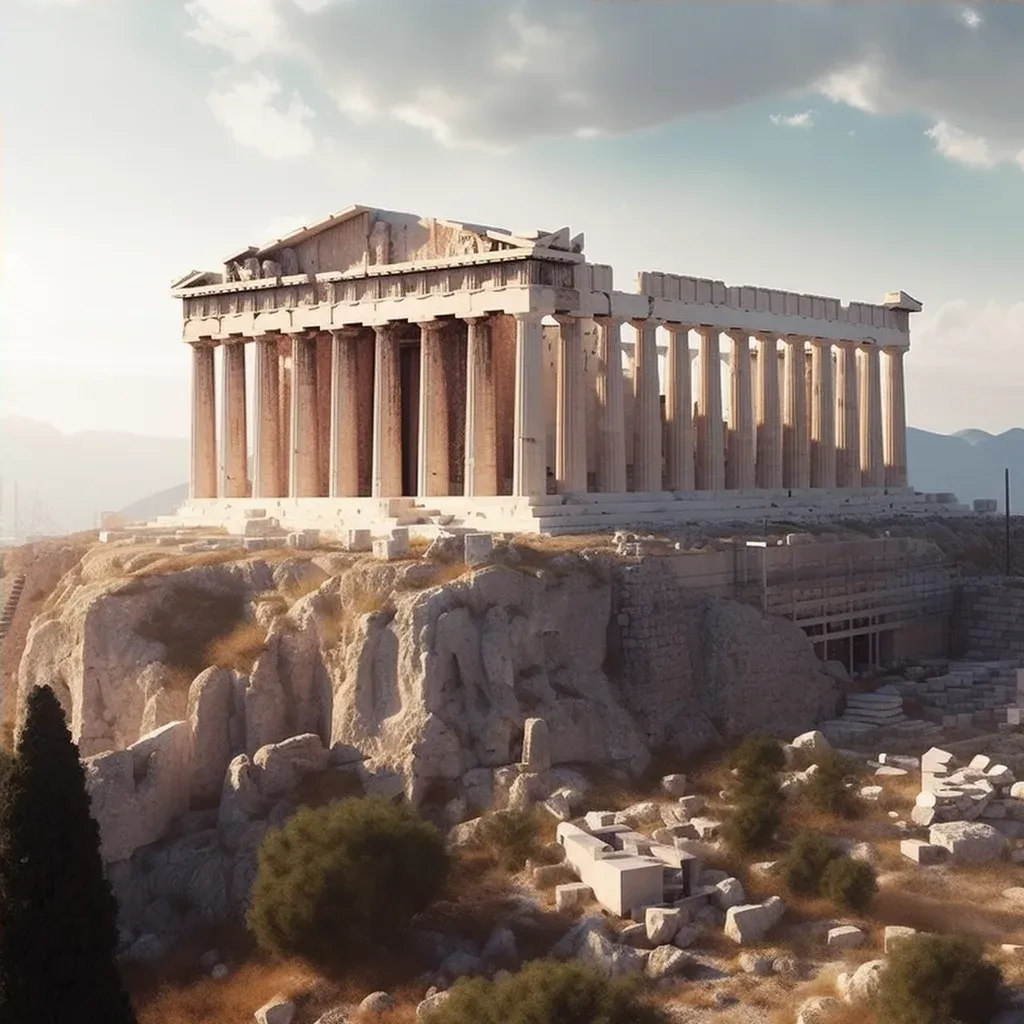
[0,685,136,1023]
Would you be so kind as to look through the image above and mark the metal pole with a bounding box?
[1006,467,1012,577]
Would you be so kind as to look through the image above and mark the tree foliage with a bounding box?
[476,809,541,871]
[875,934,1004,1024]
[778,830,842,896]
[819,855,878,912]
[432,959,671,1024]
[803,750,861,819]
[0,686,136,1024]
[727,734,786,786]
[722,777,784,854]
[248,797,450,968]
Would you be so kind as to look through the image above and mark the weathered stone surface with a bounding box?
[85,721,192,863]
[900,839,944,865]
[555,882,592,911]
[357,991,395,1018]
[645,906,683,945]
[792,730,830,753]
[255,997,295,1024]
[883,926,917,953]
[738,952,775,975]
[827,925,865,949]
[661,773,688,796]
[723,897,785,944]
[645,944,689,980]
[416,991,451,1022]
[187,666,236,804]
[929,821,1006,864]
[796,996,842,1023]
[218,753,270,849]
[713,877,746,910]
[578,929,647,977]
[838,959,886,1004]
[253,733,329,798]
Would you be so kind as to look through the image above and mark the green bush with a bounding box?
[477,809,541,872]
[248,797,449,967]
[803,750,861,819]
[875,934,1005,1024]
[722,778,784,854]
[819,855,878,912]
[778,830,841,896]
[432,959,670,1024]
[727,734,785,785]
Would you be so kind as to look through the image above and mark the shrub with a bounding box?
[476,809,541,872]
[803,750,860,819]
[779,830,841,896]
[727,734,786,785]
[820,855,878,912]
[875,934,1004,1024]
[722,778,784,854]
[248,797,449,968]
[432,959,670,1024]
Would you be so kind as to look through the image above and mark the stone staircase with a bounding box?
[0,574,27,644]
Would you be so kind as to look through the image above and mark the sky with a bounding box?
[1,0,1023,439]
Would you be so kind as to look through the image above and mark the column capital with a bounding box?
[552,313,580,328]
[328,325,362,340]
[753,330,780,343]
[809,336,834,349]
[695,324,720,338]
[190,337,218,349]
[513,311,546,326]
[411,317,447,331]
[663,322,693,335]
[593,315,624,329]
[221,333,249,346]
[630,316,664,329]
[781,333,810,345]
[725,329,750,344]
[371,322,400,339]
[462,314,490,325]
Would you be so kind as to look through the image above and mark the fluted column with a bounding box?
[859,344,885,488]
[554,315,587,494]
[594,317,626,493]
[835,341,861,488]
[220,339,248,498]
[252,336,282,497]
[289,332,319,497]
[726,332,755,490]
[810,338,836,488]
[664,324,694,491]
[328,327,360,497]
[782,337,810,488]
[371,323,402,498]
[631,318,663,492]
[512,312,545,497]
[883,346,908,488]
[464,317,497,497]
[754,333,782,489]
[695,327,725,490]
[189,342,217,499]
[416,320,448,497]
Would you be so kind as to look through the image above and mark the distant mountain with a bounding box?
[118,483,189,523]
[908,427,1024,511]
[0,418,188,536]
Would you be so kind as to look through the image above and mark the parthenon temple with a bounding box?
[170,204,922,535]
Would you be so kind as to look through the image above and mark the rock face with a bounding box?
[929,821,1007,864]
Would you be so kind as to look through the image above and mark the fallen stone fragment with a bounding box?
[255,998,296,1024]
[661,774,688,797]
[838,959,886,1004]
[555,882,592,912]
[723,897,785,944]
[796,996,843,1023]
[827,925,865,949]
[929,821,1007,864]
[645,906,683,945]
[900,838,944,865]
[645,944,690,980]
[884,926,917,953]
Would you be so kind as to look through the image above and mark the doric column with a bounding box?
[220,338,248,498]
[810,338,836,488]
[371,323,402,498]
[859,344,885,488]
[695,327,725,491]
[328,327,360,498]
[512,312,546,497]
[553,315,587,494]
[631,318,663,492]
[882,346,908,488]
[664,324,694,491]
[189,342,217,499]
[726,332,755,490]
[782,337,810,488]
[289,332,319,497]
[835,341,861,488]
[754,333,782,489]
[464,317,497,497]
[252,335,282,498]
[594,317,627,493]
[417,320,449,498]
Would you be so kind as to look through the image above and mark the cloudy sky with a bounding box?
[2,0,1023,439]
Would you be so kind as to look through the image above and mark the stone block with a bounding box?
[555,882,593,911]
[286,529,319,550]
[463,533,493,565]
[713,877,747,910]
[677,794,706,816]
[792,730,830,753]
[253,734,329,799]
[661,773,688,797]
[521,717,551,772]
[723,897,785,944]
[645,906,683,944]
[342,529,372,552]
[929,821,1007,864]
[884,925,918,953]
[827,925,865,949]
[900,839,944,865]
[584,811,616,830]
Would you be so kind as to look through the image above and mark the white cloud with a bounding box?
[207,72,315,159]
[769,110,816,128]
[181,1,1024,170]
[925,121,996,168]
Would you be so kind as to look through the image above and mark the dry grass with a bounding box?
[316,587,392,647]
[206,620,269,673]
[126,547,254,578]
[399,561,470,591]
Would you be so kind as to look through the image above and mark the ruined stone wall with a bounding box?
[955,580,1024,659]
[609,559,837,755]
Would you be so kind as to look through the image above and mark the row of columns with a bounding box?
[189,316,908,502]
